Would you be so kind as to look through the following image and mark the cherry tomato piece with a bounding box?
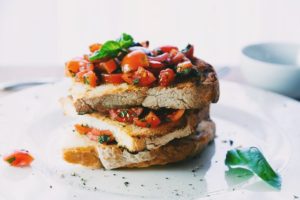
[75,124,92,135]
[132,67,156,86]
[167,110,185,122]
[159,68,176,87]
[121,50,149,73]
[4,150,34,167]
[99,59,117,74]
[83,71,98,87]
[102,74,125,84]
[89,43,102,53]
[159,45,179,53]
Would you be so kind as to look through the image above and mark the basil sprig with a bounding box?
[225,147,281,189]
[89,33,134,61]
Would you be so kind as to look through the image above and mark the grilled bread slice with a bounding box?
[61,97,210,152]
[70,58,219,114]
[63,120,215,169]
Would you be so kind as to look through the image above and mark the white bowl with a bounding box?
[241,43,300,99]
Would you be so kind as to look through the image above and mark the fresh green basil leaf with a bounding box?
[89,33,134,61]
[117,33,134,48]
[89,40,121,61]
[225,147,281,189]
[99,135,110,144]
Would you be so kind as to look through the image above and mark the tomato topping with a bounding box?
[4,150,34,167]
[102,74,124,84]
[149,60,164,68]
[121,50,149,73]
[83,71,98,87]
[121,73,134,84]
[86,128,114,143]
[148,53,169,62]
[109,108,143,123]
[98,59,117,74]
[159,45,179,53]
[134,111,161,128]
[75,124,92,135]
[159,68,175,87]
[176,60,193,75]
[66,58,89,74]
[145,112,161,127]
[132,67,156,86]
[167,110,185,122]
[133,118,149,128]
[89,43,102,53]
[170,50,184,64]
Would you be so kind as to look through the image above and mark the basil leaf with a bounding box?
[89,41,121,61]
[117,33,134,48]
[99,135,110,144]
[89,33,134,61]
[225,147,281,189]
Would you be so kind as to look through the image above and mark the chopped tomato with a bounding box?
[149,60,164,68]
[159,68,175,87]
[121,73,134,84]
[109,108,143,123]
[182,44,194,59]
[66,59,88,74]
[145,112,161,127]
[170,51,184,64]
[4,150,34,167]
[159,45,179,53]
[83,71,98,87]
[167,110,185,122]
[89,43,102,53]
[121,50,149,73]
[148,53,169,62]
[102,74,124,84]
[86,128,114,143]
[134,112,161,128]
[79,63,94,72]
[75,124,92,135]
[90,128,112,136]
[176,60,193,74]
[133,118,149,128]
[132,67,156,86]
[99,59,117,74]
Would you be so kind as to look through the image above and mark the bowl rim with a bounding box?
[241,42,300,68]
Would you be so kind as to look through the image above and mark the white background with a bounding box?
[0,0,300,68]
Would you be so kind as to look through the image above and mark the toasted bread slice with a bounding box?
[63,120,215,169]
[69,58,219,114]
[61,97,210,152]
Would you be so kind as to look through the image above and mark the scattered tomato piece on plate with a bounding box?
[3,150,34,167]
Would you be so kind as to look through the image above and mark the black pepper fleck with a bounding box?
[49,185,53,189]
[122,177,126,179]
[124,182,129,187]
[294,195,299,199]
[229,140,234,146]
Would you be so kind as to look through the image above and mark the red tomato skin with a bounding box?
[121,50,149,73]
[159,68,176,87]
[102,74,125,84]
[99,59,117,74]
[159,45,179,53]
[4,150,34,167]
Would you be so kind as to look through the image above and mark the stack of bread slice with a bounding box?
[61,39,219,170]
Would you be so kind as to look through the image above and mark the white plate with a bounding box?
[0,80,300,200]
